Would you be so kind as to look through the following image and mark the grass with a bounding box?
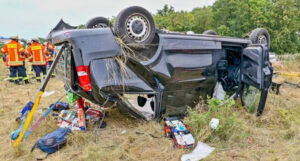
[0,54,299,161]
[185,97,244,144]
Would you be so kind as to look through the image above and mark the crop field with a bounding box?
[0,55,299,161]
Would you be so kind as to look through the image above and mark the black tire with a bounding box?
[85,17,111,29]
[114,6,156,45]
[203,30,218,35]
[249,28,270,48]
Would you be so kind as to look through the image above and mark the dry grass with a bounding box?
[0,55,299,161]
[273,53,300,84]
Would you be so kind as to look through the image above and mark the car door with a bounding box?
[240,44,273,116]
[241,44,272,89]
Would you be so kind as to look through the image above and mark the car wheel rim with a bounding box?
[258,35,268,45]
[126,14,150,43]
[92,23,108,28]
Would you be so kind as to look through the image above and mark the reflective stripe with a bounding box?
[7,44,17,48]
[39,50,43,63]
[1,48,5,53]
[31,46,42,50]
[278,72,300,78]
[32,61,46,65]
[12,77,19,81]
[23,77,29,81]
[27,70,34,75]
[8,61,23,66]
[14,48,20,62]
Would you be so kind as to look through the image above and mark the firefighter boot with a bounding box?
[14,80,20,85]
[24,80,30,84]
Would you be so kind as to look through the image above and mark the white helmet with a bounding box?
[10,35,19,40]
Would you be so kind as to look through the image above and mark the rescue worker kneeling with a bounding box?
[0,36,29,84]
[26,39,47,82]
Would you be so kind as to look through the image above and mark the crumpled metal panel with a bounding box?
[51,28,120,66]
[90,58,154,93]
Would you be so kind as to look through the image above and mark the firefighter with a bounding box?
[19,41,29,83]
[25,40,32,54]
[44,41,55,69]
[25,40,34,79]
[0,36,29,84]
[26,38,47,82]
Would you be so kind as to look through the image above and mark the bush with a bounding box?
[184,97,244,143]
[0,43,3,57]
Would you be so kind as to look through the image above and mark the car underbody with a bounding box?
[50,6,273,120]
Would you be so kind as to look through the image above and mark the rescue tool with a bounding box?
[13,45,66,147]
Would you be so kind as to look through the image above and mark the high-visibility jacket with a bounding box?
[45,43,55,62]
[26,42,46,65]
[46,43,55,51]
[0,40,25,66]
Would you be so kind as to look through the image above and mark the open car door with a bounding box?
[240,44,273,116]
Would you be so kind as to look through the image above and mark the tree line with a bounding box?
[154,0,300,54]
[1,0,299,55]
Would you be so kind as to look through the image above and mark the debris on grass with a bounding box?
[181,141,215,161]
[164,117,195,148]
[209,118,219,129]
[42,91,56,97]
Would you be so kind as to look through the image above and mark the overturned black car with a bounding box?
[50,6,273,120]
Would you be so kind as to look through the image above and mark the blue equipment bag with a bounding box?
[31,128,71,154]
[15,101,33,121]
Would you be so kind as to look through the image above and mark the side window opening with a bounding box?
[217,46,243,92]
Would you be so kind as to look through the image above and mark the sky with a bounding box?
[0,0,215,39]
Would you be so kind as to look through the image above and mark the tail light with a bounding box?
[76,66,92,92]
